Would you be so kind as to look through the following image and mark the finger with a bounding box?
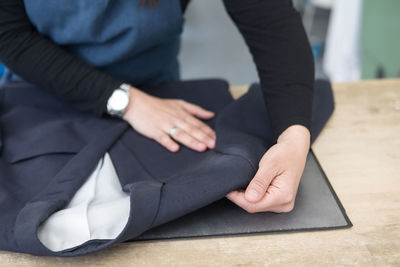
[244,164,278,203]
[175,120,215,149]
[168,127,207,152]
[226,189,283,213]
[226,190,266,213]
[154,132,180,152]
[184,115,216,139]
[180,101,215,119]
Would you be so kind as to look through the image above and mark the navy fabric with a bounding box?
[22,0,183,86]
[0,79,334,256]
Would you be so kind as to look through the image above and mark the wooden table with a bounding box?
[1,79,399,266]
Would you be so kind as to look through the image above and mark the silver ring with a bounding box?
[169,126,178,136]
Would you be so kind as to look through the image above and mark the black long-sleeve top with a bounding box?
[0,0,314,140]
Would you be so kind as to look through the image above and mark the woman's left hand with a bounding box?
[226,125,310,213]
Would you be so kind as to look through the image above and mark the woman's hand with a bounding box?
[122,87,216,152]
[226,125,310,213]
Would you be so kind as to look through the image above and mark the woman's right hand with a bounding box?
[122,87,216,152]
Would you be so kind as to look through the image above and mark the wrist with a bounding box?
[277,125,310,150]
[122,86,139,120]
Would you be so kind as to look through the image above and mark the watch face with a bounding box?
[109,89,129,111]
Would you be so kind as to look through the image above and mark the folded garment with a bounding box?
[0,79,334,256]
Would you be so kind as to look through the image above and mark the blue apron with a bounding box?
[4,0,183,86]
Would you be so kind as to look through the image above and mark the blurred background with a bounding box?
[178,0,400,84]
[1,0,399,84]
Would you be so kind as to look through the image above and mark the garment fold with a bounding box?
[0,79,334,256]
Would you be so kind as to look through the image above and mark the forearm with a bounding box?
[223,0,315,140]
[0,0,122,116]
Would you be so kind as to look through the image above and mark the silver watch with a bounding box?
[106,83,131,118]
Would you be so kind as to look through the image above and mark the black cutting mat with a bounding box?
[132,150,352,241]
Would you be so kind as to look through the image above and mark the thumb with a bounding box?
[245,166,276,203]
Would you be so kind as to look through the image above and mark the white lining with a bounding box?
[37,153,130,252]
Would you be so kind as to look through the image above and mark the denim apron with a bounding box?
[3,0,183,86]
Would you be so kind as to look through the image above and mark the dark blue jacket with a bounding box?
[0,79,333,256]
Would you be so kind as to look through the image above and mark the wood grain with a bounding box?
[1,79,399,266]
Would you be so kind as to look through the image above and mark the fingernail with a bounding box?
[197,143,206,150]
[171,144,179,151]
[246,189,259,201]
